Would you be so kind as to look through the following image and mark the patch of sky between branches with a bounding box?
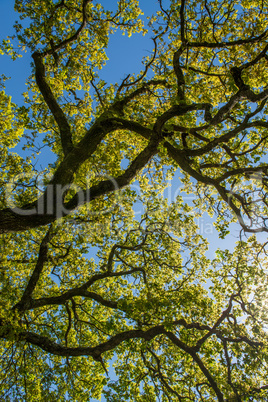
[97,0,158,85]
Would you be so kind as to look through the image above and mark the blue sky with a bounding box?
[0,0,31,104]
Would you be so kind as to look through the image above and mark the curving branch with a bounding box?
[0,115,155,233]
[0,320,224,401]
[164,141,268,233]
[64,131,161,211]
[14,226,55,312]
[187,28,268,48]
[26,267,145,311]
[41,0,92,58]
[32,52,73,156]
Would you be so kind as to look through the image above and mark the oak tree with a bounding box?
[0,0,268,400]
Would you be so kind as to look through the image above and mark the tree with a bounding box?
[0,0,268,400]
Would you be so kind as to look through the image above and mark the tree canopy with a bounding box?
[1,0,268,400]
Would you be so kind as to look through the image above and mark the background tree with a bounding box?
[0,0,268,400]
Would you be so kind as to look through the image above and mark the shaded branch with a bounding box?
[13,226,55,312]
[28,268,144,311]
[65,132,161,210]
[32,52,73,155]
[173,47,186,100]
[164,331,224,402]
[179,0,186,44]
[41,0,92,58]
[187,29,268,48]
[113,79,170,114]
[14,325,169,360]
[0,117,154,233]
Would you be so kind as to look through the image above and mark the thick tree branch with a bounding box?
[154,102,212,134]
[32,52,73,156]
[173,47,186,100]
[15,326,168,359]
[0,117,155,233]
[27,267,144,310]
[179,0,186,44]
[164,331,224,402]
[14,226,55,312]
[65,132,160,210]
